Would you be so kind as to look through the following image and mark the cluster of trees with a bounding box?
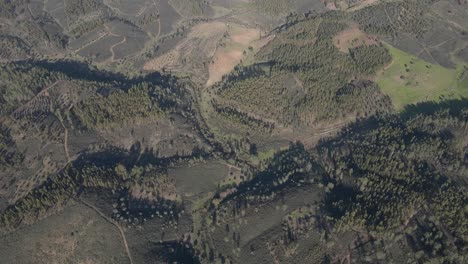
[214,143,316,217]
[0,36,31,61]
[72,82,180,129]
[64,0,106,24]
[0,60,192,134]
[220,64,269,88]
[333,80,393,117]
[0,125,23,169]
[0,0,24,18]
[212,99,275,133]
[112,192,181,227]
[0,164,79,231]
[69,17,105,38]
[135,12,159,27]
[349,45,392,74]
[282,206,316,242]
[154,241,201,264]
[218,70,296,124]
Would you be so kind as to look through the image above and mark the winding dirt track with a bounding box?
[79,198,134,264]
[110,36,127,62]
[73,32,108,53]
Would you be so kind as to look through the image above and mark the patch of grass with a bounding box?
[168,162,229,196]
[257,148,277,161]
[377,44,467,110]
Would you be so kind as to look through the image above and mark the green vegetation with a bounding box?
[0,125,23,168]
[0,63,66,115]
[207,100,467,263]
[0,0,467,263]
[72,82,178,129]
[350,45,391,74]
[212,100,275,133]
[319,102,467,261]
[377,44,468,109]
[0,61,189,131]
[169,0,205,17]
[0,36,31,60]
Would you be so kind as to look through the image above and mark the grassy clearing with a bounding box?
[377,44,467,110]
[168,161,229,196]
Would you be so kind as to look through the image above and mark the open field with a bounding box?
[168,161,229,197]
[333,24,378,53]
[376,44,468,109]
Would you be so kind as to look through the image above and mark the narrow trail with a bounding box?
[110,36,127,62]
[75,23,122,54]
[58,117,71,163]
[383,6,398,37]
[104,24,120,37]
[12,81,61,117]
[136,4,148,17]
[156,18,161,39]
[428,37,456,50]
[102,24,129,62]
[218,161,242,172]
[415,37,456,65]
[73,32,108,53]
[152,0,161,39]
[293,74,305,91]
[420,45,438,64]
[299,123,346,145]
[79,198,134,264]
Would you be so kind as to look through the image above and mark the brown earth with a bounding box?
[333,24,378,53]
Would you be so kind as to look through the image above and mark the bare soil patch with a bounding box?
[231,29,260,46]
[207,50,243,86]
[333,24,378,53]
[207,27,268,86]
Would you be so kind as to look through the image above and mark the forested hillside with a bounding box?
[0,0,466,263]
[216,12,393,125]
[208,100,467,263]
